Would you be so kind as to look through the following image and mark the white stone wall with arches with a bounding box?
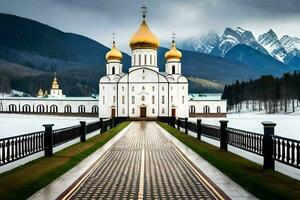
[0,97,99,115]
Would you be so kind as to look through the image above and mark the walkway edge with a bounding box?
[28,122,133,200]
[154,123,258,200]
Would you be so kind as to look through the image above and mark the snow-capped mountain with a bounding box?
[219,27,268,56]
[257,29,287,62]
[178,27,300,66]
[178,27,268,56]
[280,35,300,53]
[178,32,220,54]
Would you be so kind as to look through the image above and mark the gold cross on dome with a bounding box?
[141,5,147,18]
[172,32,176,43]
[112,32,116,44]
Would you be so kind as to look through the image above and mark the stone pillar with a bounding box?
[43,124,54,157]
[262,121,276,170]
[220,120,229,151]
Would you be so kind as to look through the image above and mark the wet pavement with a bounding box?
[59,122,228,200]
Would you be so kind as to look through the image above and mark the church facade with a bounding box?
[99,14,189,118]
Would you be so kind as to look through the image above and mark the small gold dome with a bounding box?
[106,42,122,61]
[52,73,59,90]
[37,88,44,97]
[129,20,160,50]
[165,41,182,61]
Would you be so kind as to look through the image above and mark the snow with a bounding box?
[0,114,98,138]
[189,111,300,180]
[190,111,300,140]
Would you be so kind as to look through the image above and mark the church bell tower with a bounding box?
[105,33,123,75]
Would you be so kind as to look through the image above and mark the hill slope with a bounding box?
[0,13,295,95]
[225,44,287,76]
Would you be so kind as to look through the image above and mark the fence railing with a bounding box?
[0,131,44,166]
[0,117,126,167]
[227,127,264,155]
[273,135,300,169]
[158,117,300,170]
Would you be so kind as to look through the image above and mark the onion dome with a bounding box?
[165,40,182,61]
[106,41,122,62]
[37,88,44,97]
[52,72,59,90]
[129,19,160,50]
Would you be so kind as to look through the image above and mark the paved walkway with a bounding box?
[59,122,229,199]
[30,122,256,200]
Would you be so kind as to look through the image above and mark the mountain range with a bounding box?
[178,27,300,69]
[0,13,298,96]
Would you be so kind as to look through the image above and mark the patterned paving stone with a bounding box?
[61,122,228,200]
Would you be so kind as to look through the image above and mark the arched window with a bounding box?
[92,105,99,113]
[112,66,115,75]
[144,54,147,65]
[131,86,134,92]
[203,105,210,114]
[50,105,58,113]
[217,106,221,113]
[134,54,136,65]
[22,104,31,113]
[64,105,72,113]
[36,104,45,113]
[78,105,86,113]
[162,108,165,114]
[150,54,152,65]
[8,104,17,112]
[172,65,176,74]
[139,54,141,65]
[189,105,195,114]
[152,108,155,114]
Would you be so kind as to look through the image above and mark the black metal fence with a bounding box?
[0,131,44,166]
[158,117,300,170]
[0,117,126,167]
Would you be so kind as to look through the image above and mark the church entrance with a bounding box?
[140,107,146,117]
[172,108,176,117]
[111,108,115,117]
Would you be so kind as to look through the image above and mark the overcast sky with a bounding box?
[1,0,300,52]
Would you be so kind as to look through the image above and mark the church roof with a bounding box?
[129,19,159,50]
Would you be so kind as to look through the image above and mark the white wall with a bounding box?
[0,98,98,114]
[189,100,227,113]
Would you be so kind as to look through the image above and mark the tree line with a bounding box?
[222,71,300,113]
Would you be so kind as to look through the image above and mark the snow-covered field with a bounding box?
[0,114,98,138]
[190,111,300,140]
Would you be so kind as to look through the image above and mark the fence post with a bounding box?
[112,117,116,127]
[184,117,188,134]
[80,121,86,142]
[177,118,180,130]
[100,118,104,133]
[172,117,176,127]
[219,120,228,151]
[262,121,276,170]
[197,119,202,140]
[43,124,54,157]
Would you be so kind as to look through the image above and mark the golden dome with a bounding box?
[165,41,182,61]
[129,19,160,50]
[52,73,59,90]
[106,42,122,61]
[37,88,44,97]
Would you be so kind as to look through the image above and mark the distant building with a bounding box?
[189,94,227,117]
[0,74,98,116]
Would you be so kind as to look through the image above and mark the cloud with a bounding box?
[0,0,299,52]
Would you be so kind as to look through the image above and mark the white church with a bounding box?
[99,11,189,118]
[0,8,227,118]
